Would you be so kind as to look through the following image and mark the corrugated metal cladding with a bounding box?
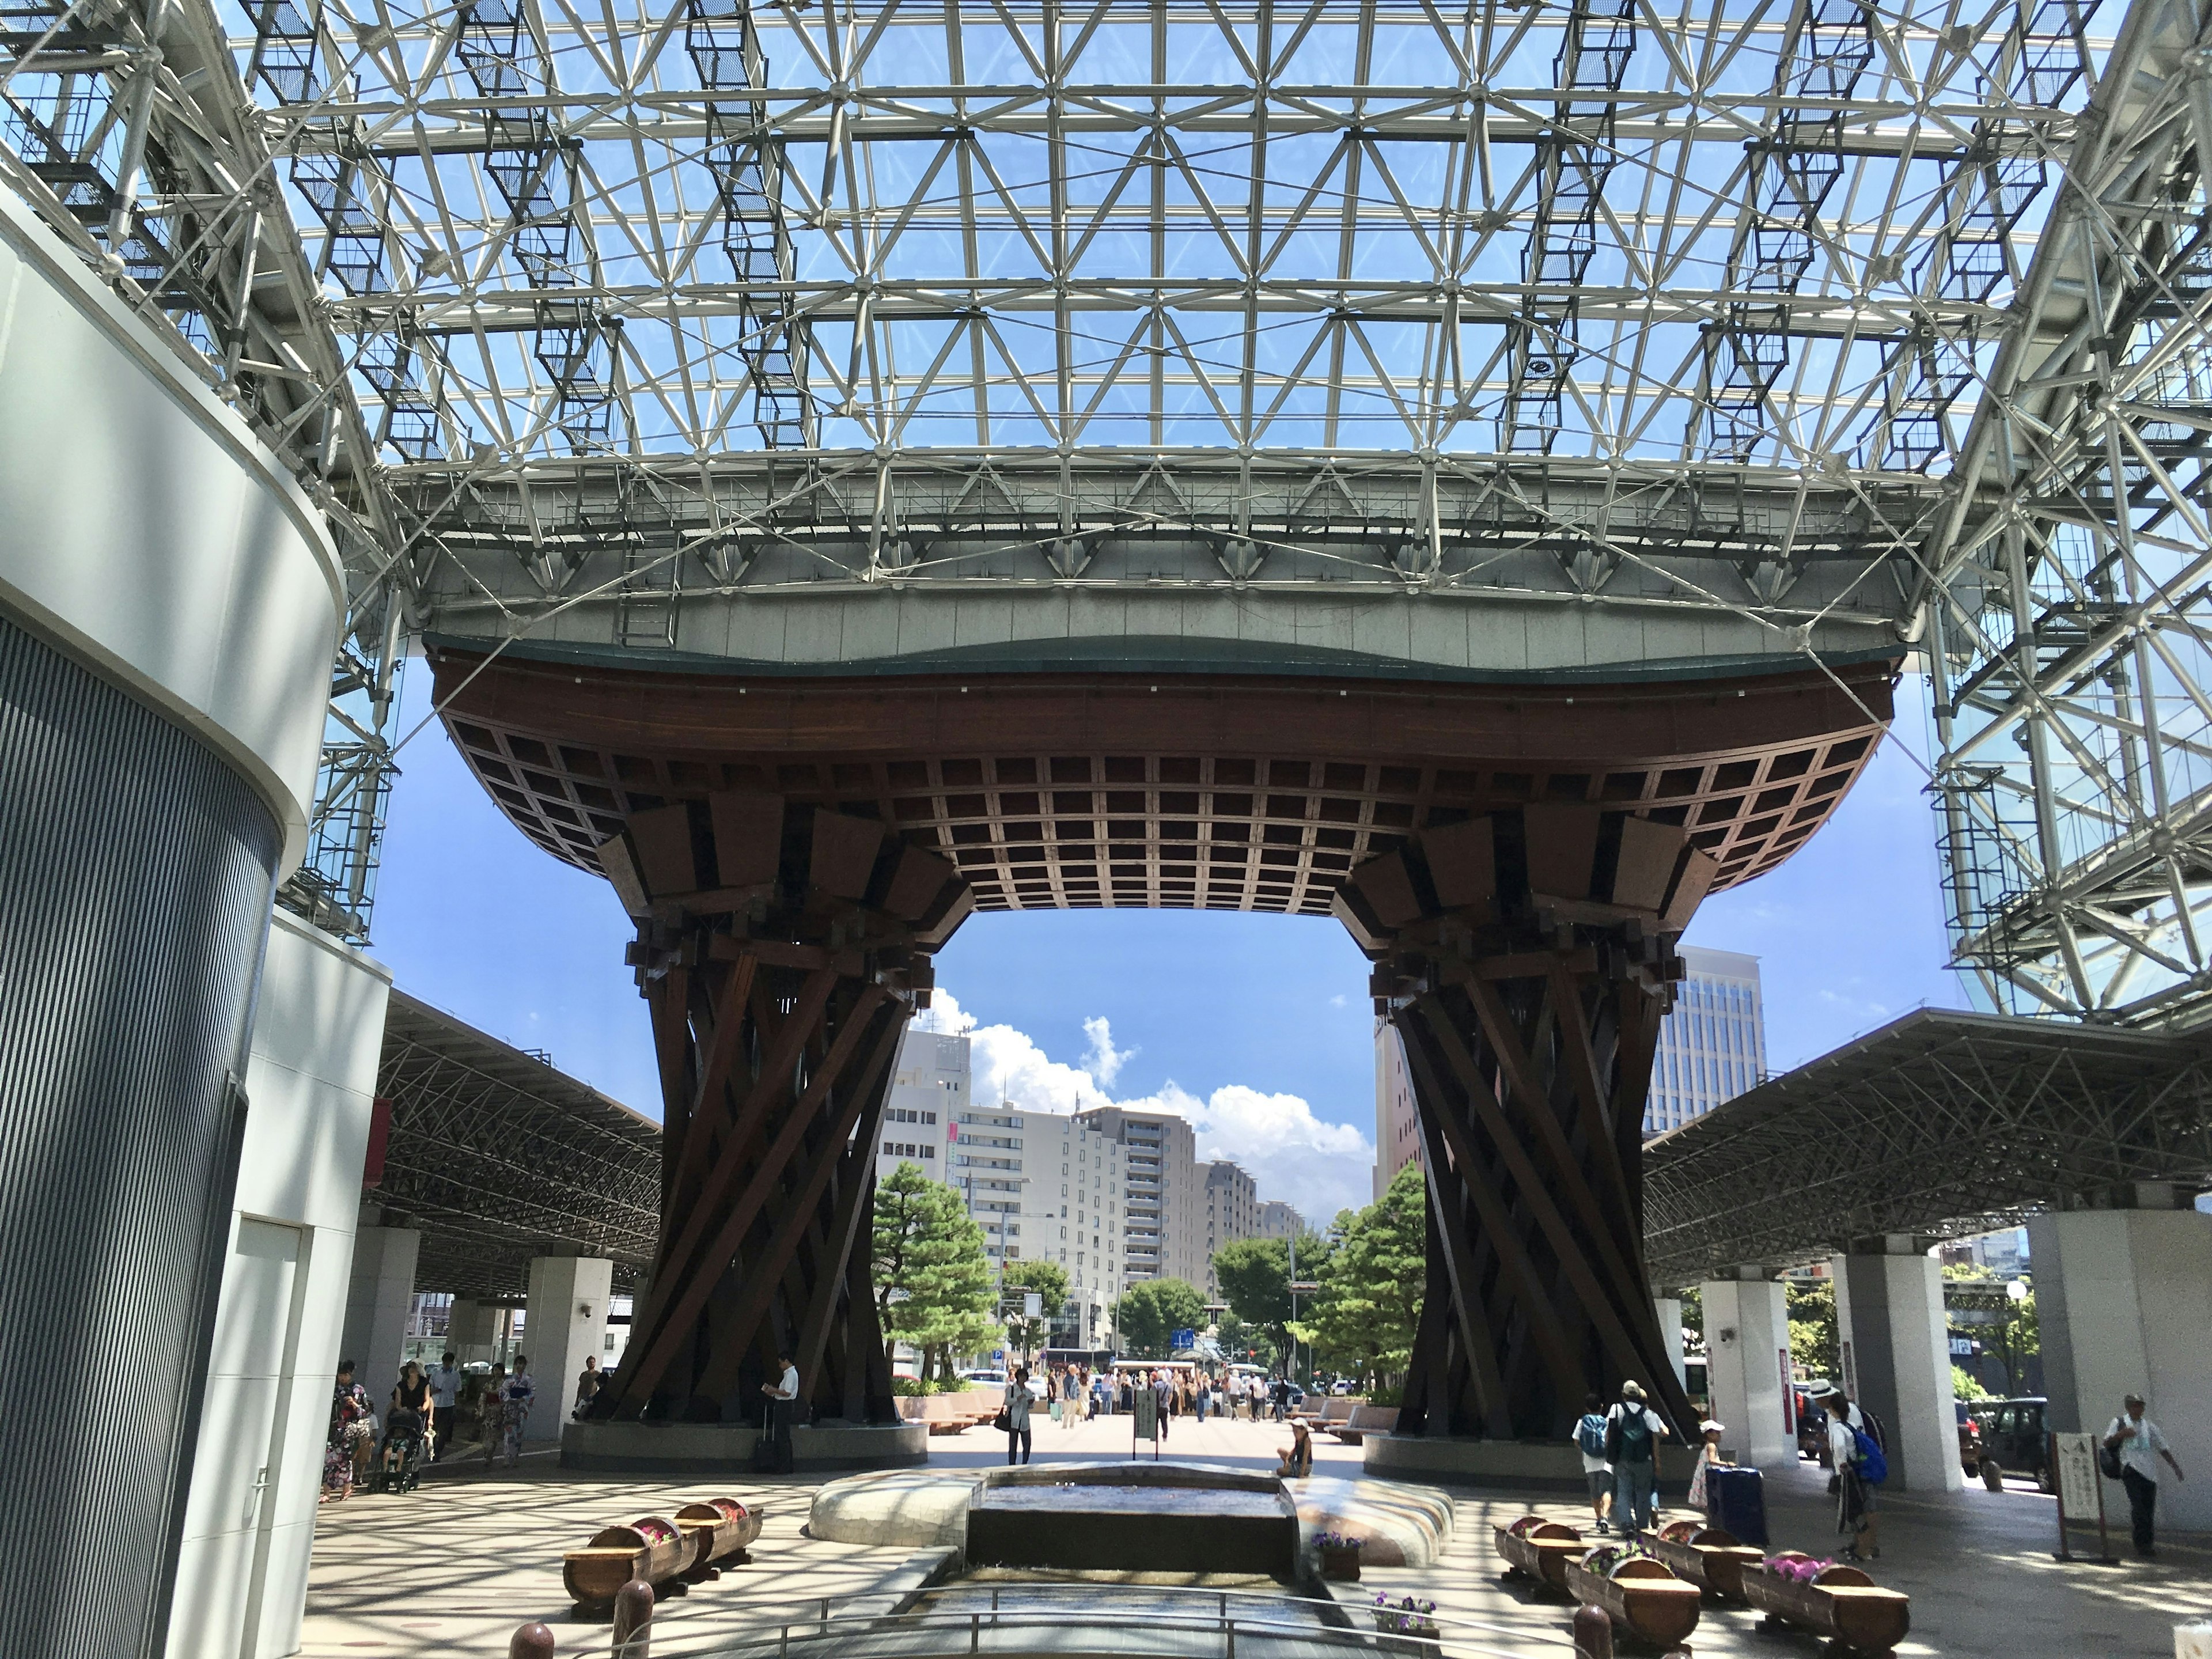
[0,613,281,1659]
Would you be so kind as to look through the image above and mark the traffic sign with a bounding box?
[1171,1327,1196,1348]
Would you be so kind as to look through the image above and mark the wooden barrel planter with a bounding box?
[1646,1520,1766,1601]
[1562,1551,1702,1652]
[675,1497,763,1577]
[1740,1560,1910,1657]
[563,1515,691,1611]
[1493,1517,1584,1595]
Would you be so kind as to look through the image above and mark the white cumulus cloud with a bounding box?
[915,987,1376,1228]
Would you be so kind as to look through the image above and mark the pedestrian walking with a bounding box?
[501,1355,536,1465]
[2104,1393,2187,1559]
[1003,1365,1034,1464]
[1818,1384,1884,1560]
[1605,1380,1669,1539]
[322,1360,374,1502]
[477,1363,507,1466]
[429,1350,461,1461]
[1571,1391,1614,1533]
[1686,1420,1726,1513]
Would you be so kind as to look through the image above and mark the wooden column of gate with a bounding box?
[591,793,973,1422]
[1336,805,1710,1438]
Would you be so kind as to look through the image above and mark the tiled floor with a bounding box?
[299,1412,2210,1657]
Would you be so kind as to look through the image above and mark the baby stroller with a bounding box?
[369,1407,429,1494]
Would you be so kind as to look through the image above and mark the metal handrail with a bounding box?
[679,1579,1575,1658]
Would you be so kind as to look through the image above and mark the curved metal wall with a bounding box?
[0,613,281,1659]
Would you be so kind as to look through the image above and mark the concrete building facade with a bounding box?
[1374,1022,1423,1202]
[1075,1106,1206,1288]
[876,1027,967,1182]
[949,1103,1126,1347]
[1204,1160,1259,1296]
[1257,1200,1307,1240]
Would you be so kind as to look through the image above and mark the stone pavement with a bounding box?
[298,1410,2210,1657]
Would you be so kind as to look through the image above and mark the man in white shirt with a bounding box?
[1605,1381,1670,1539]
[429,1351,460,1463]
[2105,1393,2186,1559]
[760,1352,799,1472]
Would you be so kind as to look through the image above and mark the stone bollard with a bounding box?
[2177,1619,2212,1659]
[613,1578,654,1658]
[509,1623,556,1659]
[1571,1604,1612,1659]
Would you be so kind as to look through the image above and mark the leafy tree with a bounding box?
[1213,1229,1332,1373]
[872,1162,997,1384]
[1787,1279,1839,1379]
[999,1259,1070,1362]
[1953,1363,1993,1402]
[1112,1277,1206,1359]
[1291,1162,1425,1391]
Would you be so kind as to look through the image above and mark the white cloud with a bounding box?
[1081,1016,1134,1085]
[922,986,1377,1228]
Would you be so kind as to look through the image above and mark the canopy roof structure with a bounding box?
[7,0,2212,1022]
[1641,1007,2212,1283]
[374,988,660,1300]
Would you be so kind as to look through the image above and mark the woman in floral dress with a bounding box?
[322,1359,375,1502]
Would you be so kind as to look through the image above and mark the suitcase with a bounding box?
[1705,1464,1768,1546]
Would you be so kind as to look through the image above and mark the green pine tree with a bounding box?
[1292,1163,1425,1391]
[872,1162,997,1384]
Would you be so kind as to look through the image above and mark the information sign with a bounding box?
[2050,1431,2115,1563]
[1171,1327,1196,1349]
[1134,1389,1159,1445]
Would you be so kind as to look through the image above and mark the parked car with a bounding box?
[1967,1397,2052,1491]
[960,1369,1010,1388]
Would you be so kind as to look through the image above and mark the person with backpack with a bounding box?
[1571,1391,1615,1533]
[2103,1393,2186,1559]
[1819,1384,1887,1560]
[1605,1380,1671,1538]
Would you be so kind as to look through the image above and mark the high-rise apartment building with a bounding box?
[1203,1160,1258,1296]
[1645,946,1766,1137]
[1074,1105,1205,1288]
[948,1104,1127,1347]
[1373,1022,1423,1202]
[1257,1200,1306,1240]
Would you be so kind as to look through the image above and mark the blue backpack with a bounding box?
[1852,1428,1888,1486]
[1577,1413,1608,1458]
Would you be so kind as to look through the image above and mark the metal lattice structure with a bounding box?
[1642,1008,2212,1283]
[376,990,660,1299]
[12,0,2212,1021]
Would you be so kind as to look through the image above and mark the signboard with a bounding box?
[1134,1389,1158,1442]
[992,1349,1005,1362]
[1949,1336,1978,1357]
[1025,1292,1044,1319]
[2051,1431,2115,1563]
[1171,1327,1196,1349]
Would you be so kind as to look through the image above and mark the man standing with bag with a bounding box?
[1605,1381,1670,1539]
[2104,1393,2186,1559]
[759,1352,799,1474]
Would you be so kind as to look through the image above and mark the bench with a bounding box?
[1325,1403,1399,1445]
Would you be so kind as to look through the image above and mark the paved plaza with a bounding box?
[298,1411,2209,1657]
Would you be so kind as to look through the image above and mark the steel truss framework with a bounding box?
[10,0,2212,1016]
[1642,1007,2212,1283]
[376,989,661,1300]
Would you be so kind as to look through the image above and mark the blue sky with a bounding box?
[368,665,1971,1221]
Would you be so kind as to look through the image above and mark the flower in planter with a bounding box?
[1759,1552,1834,1584]
[1315,1532,1365,1551]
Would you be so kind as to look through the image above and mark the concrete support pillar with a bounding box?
[522,1256,614,1441]
[2030,1197,2212,1530]
[1653,1293,1687,1390]
[1699,1272,1791,1465]
[445,1298,501,1362]
[339,1217,419,1388]
[1832,1240,1963,1493]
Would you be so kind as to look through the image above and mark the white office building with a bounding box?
[1204,1160,1259,1296]
[875,1027,968,1181]
[1645,946,1767,1137]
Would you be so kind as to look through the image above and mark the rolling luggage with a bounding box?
[1705,1464,1768,1546]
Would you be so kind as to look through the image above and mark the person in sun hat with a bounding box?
[1687,1419,1727,1511]
[1605,1379,1672,1539]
